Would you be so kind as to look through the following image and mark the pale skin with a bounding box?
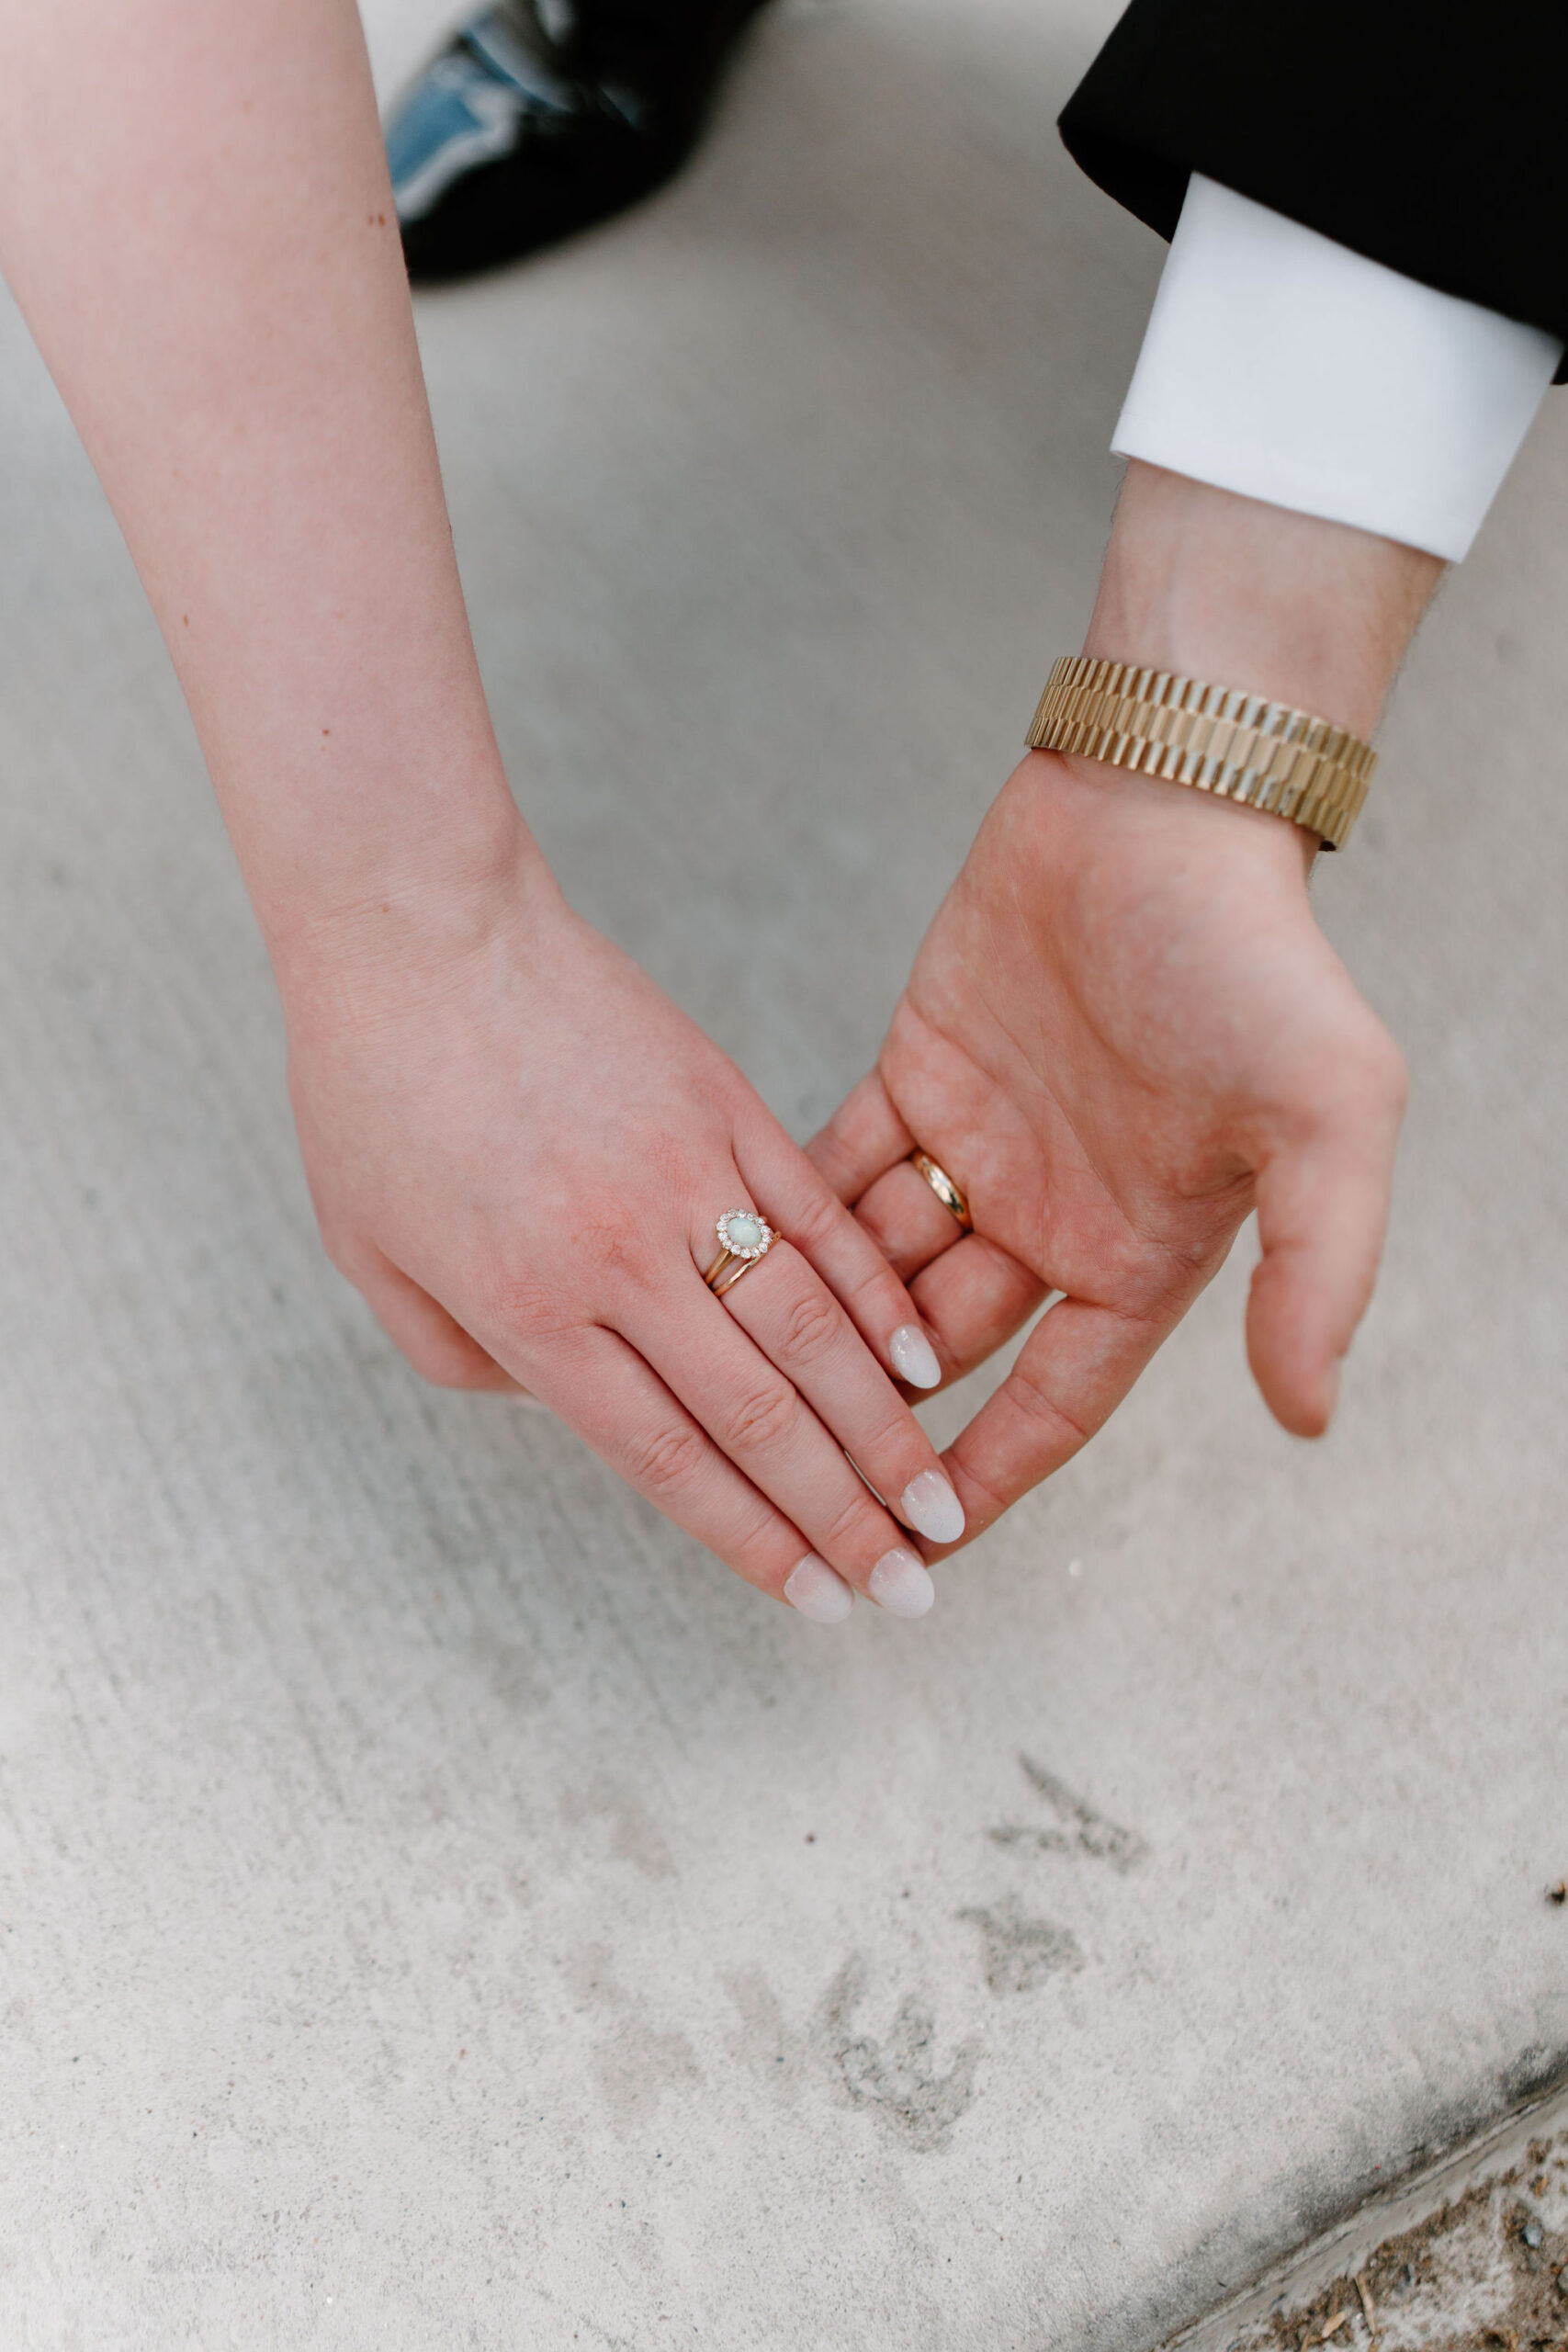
[0,3,1442,1610]
[816,468,1443,1544]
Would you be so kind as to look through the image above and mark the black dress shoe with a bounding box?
[387,0,770,281]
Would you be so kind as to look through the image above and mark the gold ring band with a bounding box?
[705,1253,760,1298]
[908,1149,972,1230]
[703,1208,778,1299]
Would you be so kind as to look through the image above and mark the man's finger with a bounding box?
[852,1158,973,1283]
[806,1069,914,1204]
[1247,1113,1401,1438]
[907,1230,1048,1383]
[936,1294,1171,1544]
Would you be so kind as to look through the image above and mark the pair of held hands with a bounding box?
[0,0,1426,1614]
[284,730,1405,1624]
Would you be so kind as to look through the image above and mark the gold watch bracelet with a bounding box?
[1027,656,1377,850]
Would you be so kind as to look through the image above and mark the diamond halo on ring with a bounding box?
[704,1210,779,1298]
[715,1209,773,1261]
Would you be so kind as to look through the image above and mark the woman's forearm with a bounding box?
[0,0,525,964]
[0,0,982,1616]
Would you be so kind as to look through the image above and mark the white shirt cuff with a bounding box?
[1111,175,1563,562]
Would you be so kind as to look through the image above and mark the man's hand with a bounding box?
[812,751,1404,1536]
[810,462,1443,1545]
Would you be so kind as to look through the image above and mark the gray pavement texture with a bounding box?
[1,1,1566,2346]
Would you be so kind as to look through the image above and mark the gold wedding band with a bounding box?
[908,1149,972,1230]
[703,1208,778,1299]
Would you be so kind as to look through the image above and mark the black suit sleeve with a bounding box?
[1059,0,1568,377]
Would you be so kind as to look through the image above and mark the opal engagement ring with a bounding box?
[703,1209,778,1299]
[908,1149,972,1230]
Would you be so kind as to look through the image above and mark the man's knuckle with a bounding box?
[957,1460,1010,1525]
[1008,1360,1092,1452]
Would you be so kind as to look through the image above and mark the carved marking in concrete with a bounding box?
[818,1959,980,2153]
[987,1754,1148,1871]
[957,1894,1083,1996]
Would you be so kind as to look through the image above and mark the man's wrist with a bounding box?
[1048,745,1318,883]
[1085,461,1444,742]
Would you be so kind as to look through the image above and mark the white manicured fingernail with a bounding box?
[867,1547,936,1618]
[899,1469,964,1545]
[784,1553,854,1624]
[889,1323,942,1388]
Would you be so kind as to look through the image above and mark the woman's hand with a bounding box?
[811,750,1410,1542]
[278,826,964,1620]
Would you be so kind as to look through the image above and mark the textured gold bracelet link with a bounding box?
[1027,656,1376,850]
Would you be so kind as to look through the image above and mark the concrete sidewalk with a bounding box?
[1,2,1565,2344]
